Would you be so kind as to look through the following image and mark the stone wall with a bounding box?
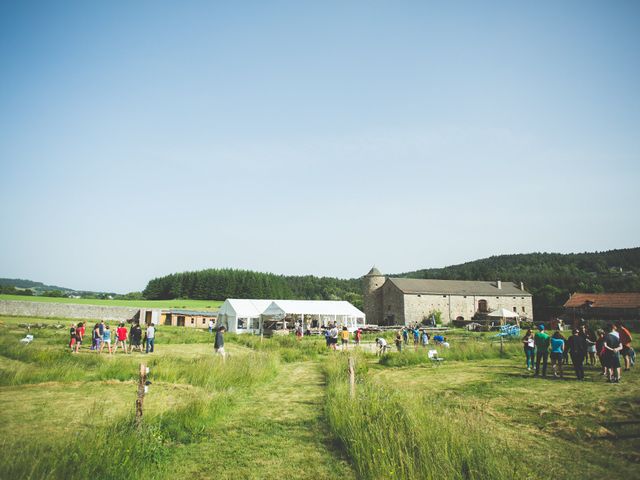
[381,281,405,325]
[403,293,533,325]
[0,300,140,321]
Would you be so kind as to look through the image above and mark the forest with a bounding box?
[142,248,640,316]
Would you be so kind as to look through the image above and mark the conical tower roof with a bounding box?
[366,266,383,276]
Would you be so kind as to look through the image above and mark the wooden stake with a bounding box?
[348,357,355,399]
[135,363,147,427]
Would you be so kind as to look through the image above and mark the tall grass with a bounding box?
[379,338,523,367]
[0,350,280,479]
[323,354,524,480]
[229,333,329,362]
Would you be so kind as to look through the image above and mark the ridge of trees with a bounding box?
[143,269,363,308]
[397,247,640,316]
[142,248,640,318]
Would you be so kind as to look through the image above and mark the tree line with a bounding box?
[143,269,363,308]
[398,247,640,317]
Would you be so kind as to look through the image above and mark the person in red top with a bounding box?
[616,321,633,371]
[114,323,129,354]
[76,322,86,351]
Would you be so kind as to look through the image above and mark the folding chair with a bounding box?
[428,349,444,365]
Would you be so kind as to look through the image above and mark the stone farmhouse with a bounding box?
[363,267,533,326]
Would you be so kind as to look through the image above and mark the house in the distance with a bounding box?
[563,292,640,326]
[363,267,533,326]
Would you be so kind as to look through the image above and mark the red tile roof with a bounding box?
[564,292,640,309]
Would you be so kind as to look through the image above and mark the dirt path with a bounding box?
[174,362,356,480]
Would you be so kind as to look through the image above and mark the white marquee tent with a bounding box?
[261,300,366,333]
[216,299,273,334]
[217,299,366,334]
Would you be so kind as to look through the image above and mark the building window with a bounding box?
[191,318,194,324]
[513,307,517,312]
[522,306,526,312]
[417,294,421,297]
[238,318,247,329]
[177,316,185,327]
[478,300,488,312]
[463,296,467,298]
[443,295,447,298]
[202,319,206,324]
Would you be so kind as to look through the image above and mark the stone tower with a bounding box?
[363,266,385,325]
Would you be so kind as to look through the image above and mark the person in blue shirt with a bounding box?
[550,330,565,379]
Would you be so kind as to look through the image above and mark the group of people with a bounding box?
[373,327,448,355]
[68,320,156,354]
[323,325,363,350]
[522,321,634,383]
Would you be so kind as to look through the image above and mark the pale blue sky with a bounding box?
[1,1,639,292]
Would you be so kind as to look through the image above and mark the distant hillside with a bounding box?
[397,247,640,318]
[0,278,73,292]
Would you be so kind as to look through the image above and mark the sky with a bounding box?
[1,1,639,293]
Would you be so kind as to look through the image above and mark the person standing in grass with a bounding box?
[329,324,339,351]
[522,329,535,371]
[412,327,420,348]
[421,330,429,347]
[114,323,128,354]
[77,322,85,351]
[93,323,102,353]
[595,329,607,375]
[566,328,587,380]
[603,324,622,383]
[354,328,362,346]
[585,329,597,366]
[402,328,409,345]
[534,324,550,377]
[100,325,113,354]
[146,323,155,353]
[616,321,633,372]
[395,332,403,352]
[130,322,143,353]
[550,330,565,378]
[208,319,214,334]
[214,325,226,359]
[340,327,349,348]
[69,323,77,352]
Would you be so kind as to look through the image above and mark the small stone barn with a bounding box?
[160,309,218,328]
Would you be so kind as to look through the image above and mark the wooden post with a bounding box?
[135,363,147,426]
[348,357,355,399]
[500,336,504,356]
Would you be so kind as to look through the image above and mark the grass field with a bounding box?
[0,315,638,479]
[0,294,223,310]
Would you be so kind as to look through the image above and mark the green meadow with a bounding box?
[0,294,223,310]
[0,315,638,479]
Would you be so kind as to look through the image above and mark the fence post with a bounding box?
[348,357,355,399]
[500,336,504,356]
[135,363,147,426]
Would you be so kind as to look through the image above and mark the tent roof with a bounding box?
[262,300,365,317]
[218,299,273,317]
[487,308,519,318]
